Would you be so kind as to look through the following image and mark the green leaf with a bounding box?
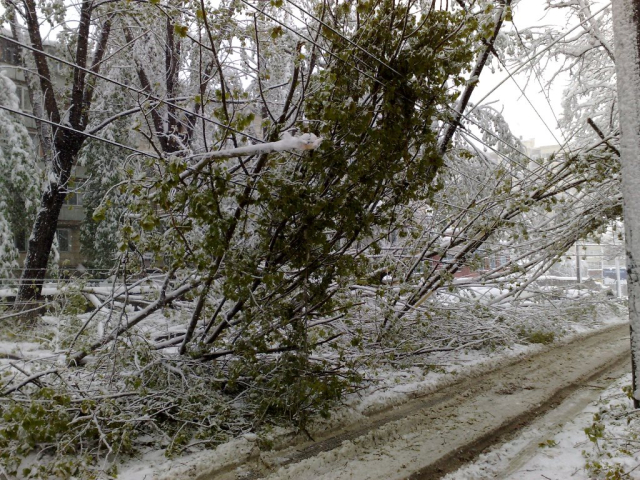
[141,214,156,231]
[174,24,189,37]
[504,7,513,22]
[92,206,106,222]
[270,26,284,39]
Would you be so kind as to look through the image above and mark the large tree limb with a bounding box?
[22,0,60,123]
[437,0,510,155]
[179,133,322,182]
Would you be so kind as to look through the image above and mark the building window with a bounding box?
[63,192,83,206]
[57,229,71,252]
[0,38,20,65]
[15,85,32,111]
[14,230,27,252]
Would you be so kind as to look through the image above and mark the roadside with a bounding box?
[444,373,638,480]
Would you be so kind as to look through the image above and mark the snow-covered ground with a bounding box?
[114,310,630,480]
[0,290,629,479]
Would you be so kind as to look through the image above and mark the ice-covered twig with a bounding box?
[69,273,198,366]
[2,368,58,395]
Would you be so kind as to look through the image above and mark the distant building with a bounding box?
[381,229,511,281]
[437,249,511,280]
[521,138,561,159]
[556,242,627,287]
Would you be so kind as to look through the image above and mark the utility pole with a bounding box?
[616,256,623,298]
[576,244,582,284]
[612,0,640,408]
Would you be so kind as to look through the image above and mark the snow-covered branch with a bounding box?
[179,133,323,180]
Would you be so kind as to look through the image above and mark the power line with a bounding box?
[281,0,404,77]
[259,0,601,206]
[246,0,610,237]
[240,0,384,86]
[250,0,586,199]
[512,21,567,143]
[6,6,579,205]
[491,50,567,155]
[484,20,607,210]
[246,1,587,205]
[0,105,159,158]
[8,4,613,234]
[509,15,617,211]
[454,119,586,203]
[453,97,616,211]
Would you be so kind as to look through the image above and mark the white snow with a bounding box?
[110,312,628,479]
[180,132,323,181]
[445,374,638,480]
[117,436,259,480]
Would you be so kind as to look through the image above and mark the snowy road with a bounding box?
[212,323,630,480]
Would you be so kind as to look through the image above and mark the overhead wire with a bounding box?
[5,0,611,189]
[238,0,574,212]
[467,1,612,114]
[506,13,617,212]
[238,0,384,86]
[0,33,267,146]
[0,104,160,158]
[201,0,611,256]
[484,17,604,209]
[281,0,406,77]
[512,21,567,143]
[490,51,567,155]
[4,2,603,204]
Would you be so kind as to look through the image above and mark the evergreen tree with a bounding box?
[0,70,40,283]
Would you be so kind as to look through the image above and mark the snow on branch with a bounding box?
[180,133,323,181]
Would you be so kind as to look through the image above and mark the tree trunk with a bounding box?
[14,0,109,307]
[611,0,640,408]
[16,156,71,303]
